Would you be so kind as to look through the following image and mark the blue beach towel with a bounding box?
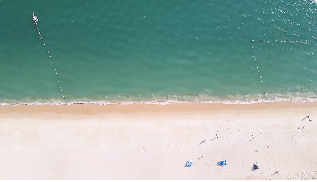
[219,160,227,166]
[186,161,193,167]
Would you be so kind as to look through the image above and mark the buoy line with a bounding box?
[251,40,267,100]
[32,12,66,101]
[250,39,309,106]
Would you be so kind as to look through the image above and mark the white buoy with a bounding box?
[44,44,45,46]
[56,73,57,74]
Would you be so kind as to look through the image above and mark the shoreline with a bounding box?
[1,101,317,179]
[1,100,317,115]
[2,95,317,107]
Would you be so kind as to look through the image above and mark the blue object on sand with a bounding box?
[186,161,193,167]
[219,160,227,166]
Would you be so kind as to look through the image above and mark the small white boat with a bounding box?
[32,12,38,23]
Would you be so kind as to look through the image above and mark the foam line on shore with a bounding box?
[1,96,317,106]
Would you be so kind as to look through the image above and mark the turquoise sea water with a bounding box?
[1,0,317,104]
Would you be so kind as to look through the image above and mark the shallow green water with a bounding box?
[1,0,317,104]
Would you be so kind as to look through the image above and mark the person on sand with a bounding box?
[305,116,312,122]
[307,116,312,122]
[199,140,207,145]
[198,156,203,160]
[253,162,259,170]
[301,116,310,121]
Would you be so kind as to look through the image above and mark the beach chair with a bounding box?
[218,160,227,166]
[186,161,194,167]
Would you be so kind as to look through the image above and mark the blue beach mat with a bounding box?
[218,160,227,166]
[186,161,194,167]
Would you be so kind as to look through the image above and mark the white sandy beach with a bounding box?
[0,102,317,180]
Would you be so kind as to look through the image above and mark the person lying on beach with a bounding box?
[198,156,204,160]
[301,116,310,121]
[199,140,207,145]
[210,136,218,142]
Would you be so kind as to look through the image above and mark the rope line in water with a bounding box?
[256,39,309,44]
[250,39,309,104]
[251,40,267,100]
[32,12,66,101]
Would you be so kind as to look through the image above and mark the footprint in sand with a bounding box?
[139,147,146,153]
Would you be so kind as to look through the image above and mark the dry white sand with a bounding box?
[0,102,317,180]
